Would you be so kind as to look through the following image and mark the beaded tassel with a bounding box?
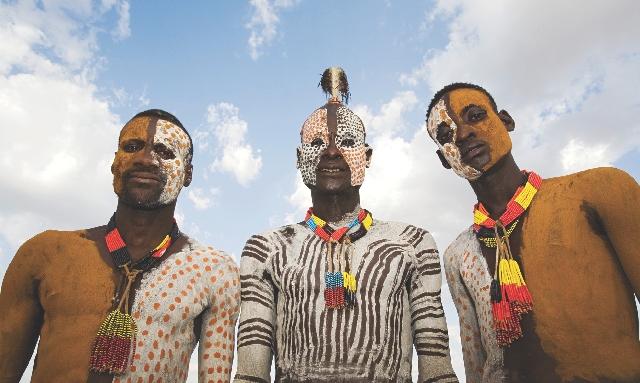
[306,208,370,310]
[90,264,140,374]
[490,221,534,347]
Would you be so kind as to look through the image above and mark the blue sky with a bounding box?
[2,0,640,381]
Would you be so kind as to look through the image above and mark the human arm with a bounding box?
[0,235,46,383]
[443,241,486,383]
[588,168,640,296]
[198,251,240,383]
[405,226,459,383]
[234,234,276,383]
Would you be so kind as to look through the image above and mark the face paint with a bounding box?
[298,108,330,185]
[427,99,483,180]
[335,106,367,186]
[298,107,369,186]
[154,119,192,204]
[112,117,192,208]
[447,89,512,171]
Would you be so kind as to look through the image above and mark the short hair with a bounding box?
[426,83,498,121]
[123,109,194,164]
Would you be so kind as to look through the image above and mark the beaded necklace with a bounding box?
[473,171,542,347]
[305,207,372,309]
[89,214,180,375]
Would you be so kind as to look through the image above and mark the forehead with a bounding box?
[301,108,329,144]
[119,116,151,142]
[447,88,493,116]
[155,119,190,147]
[336,106,365,136]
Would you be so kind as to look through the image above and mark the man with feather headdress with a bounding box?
[235,68,458,383]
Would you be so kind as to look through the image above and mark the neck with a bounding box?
[310,186,361,223]
[468,153,523,219]
[113,199,177,261]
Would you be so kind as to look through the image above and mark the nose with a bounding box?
[455,123,475,145]
[134,145,159,168]
[322,134,343,159]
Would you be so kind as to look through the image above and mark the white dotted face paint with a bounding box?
[335,106,368,186]
[298,108,330,186]
[427,99,482,181]
[154,119,192,204]
[298,107,369,187]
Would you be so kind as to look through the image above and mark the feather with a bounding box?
[319,67,350,104]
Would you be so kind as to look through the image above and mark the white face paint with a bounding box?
[154,119,192,204]
[427,99,482,181]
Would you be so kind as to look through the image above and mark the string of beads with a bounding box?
[305,208,372,309]
[473,171,542,347]
[89,214,180,375]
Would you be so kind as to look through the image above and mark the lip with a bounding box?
[460,142,486,160]
[128,171,162,183]
[316,166,347,173]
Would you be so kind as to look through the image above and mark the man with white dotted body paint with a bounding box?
[0,109,240,383]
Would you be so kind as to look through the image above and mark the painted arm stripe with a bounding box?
[416,350,449,357]
[414,327,448,335]
[415,342,450,350]
[420,373,459,383]
[235,374,269,383]
[411,290,441,301]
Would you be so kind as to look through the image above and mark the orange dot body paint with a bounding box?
[299,105,368,186]
[448,88,512,172]
[0,230,240,383]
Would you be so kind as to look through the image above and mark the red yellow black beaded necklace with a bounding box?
[473,171,542,347]
[305,208,373,309]
[89,214,180,375]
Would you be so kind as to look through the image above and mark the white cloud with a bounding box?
[352,91,419,136]
[111,0,131,41]
[246,0,301,60]
[200,102,263,186]
[0,0,129,258]
[187,187,219,210]
[400,0,640,177]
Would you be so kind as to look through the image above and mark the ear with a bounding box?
[364,144,373,168]
[296,147,302,169]
[436,149,452,169]
[183,164,193,187]
[498,110,515,132]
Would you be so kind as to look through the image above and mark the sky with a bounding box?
[1,0,640,381]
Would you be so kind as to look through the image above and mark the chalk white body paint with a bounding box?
[427,99,483,181]
[155,119,192,205]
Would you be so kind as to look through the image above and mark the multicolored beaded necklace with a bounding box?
[473,170,542,347]
[305,207,373,309]
[89,214,180,375]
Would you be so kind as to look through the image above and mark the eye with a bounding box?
[155,144,176,160]
[310,138,325,147]
[468,109,487,123]
[436,124,454,145]
[340,138,356,147]
[122,140,144,153]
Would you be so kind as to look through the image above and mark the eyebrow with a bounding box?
[460,103,484,115]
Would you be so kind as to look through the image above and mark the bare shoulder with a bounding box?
[17,228,99,255]
[371,220,434,247]
[545,167,638,192]
[181,236,238,270]
[443,226,476,266]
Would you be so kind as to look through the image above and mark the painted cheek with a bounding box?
[300,108,330,186]
[154,120,191,204]
[428,99,483,180]
[340,146,367,185]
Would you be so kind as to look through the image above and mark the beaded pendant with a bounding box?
[473,171,542,347]
[90,215,179,374]
[304,208,372,309]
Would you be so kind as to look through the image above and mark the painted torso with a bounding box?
[445,168,640,383]
[0,230,239,383]
[235,219,458,383]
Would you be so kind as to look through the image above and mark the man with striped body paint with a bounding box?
[235,68,459,383]
[0,110,239,383]
[427,83,640,382]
